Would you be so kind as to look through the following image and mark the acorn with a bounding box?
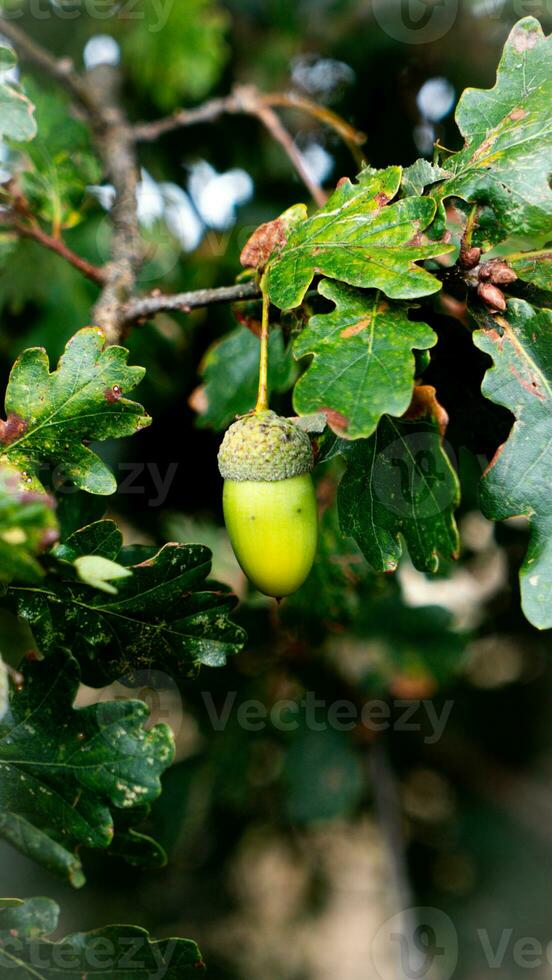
[218,410,318,598]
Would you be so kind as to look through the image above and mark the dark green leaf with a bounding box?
[11,520,246,684]
[0,651,174,886]
[197,324,295,430]
[293,280,436,439]
[0,328,151,495]
[473,299,552,629]
[432,18,552,240]
[338,390,460,572]
[0,897,205,976]
[265,166,453,310]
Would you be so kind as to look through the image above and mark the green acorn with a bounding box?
[218,410,318,598]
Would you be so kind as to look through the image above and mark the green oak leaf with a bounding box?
[265,165,453,310]
[0,897,205,976]
[473,299,552,629]
[0,46,36,142]
[0,650,174,886]
[338,390,460,572]
[293,280,436,439]
[507,248,552,290]
[0,463,58,583]
[432,18,552,240]
[0,327,151,495]
[401,158,448,197]
[197,324,295,430]
[11,519,245,684]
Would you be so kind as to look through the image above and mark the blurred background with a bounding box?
[1,1,552,977]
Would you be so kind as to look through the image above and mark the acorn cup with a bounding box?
[218,410,318,598]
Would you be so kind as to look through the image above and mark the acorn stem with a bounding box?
[255,280,270,413]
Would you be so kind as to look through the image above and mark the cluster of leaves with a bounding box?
[0,301,241,956]
[198,16,551,629]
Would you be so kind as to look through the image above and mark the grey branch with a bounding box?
[87,66,142,344]
[123,280,262,323]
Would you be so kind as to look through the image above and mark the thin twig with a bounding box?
[133,93,241,141]
[137,85,326,206]
[122,280,261,324]
[262,91,366,166]
[236,88,327,207]
[0,17,93,113]
[0,214,105,285]
[255,283,270,411]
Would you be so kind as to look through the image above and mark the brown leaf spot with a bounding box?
[374,192,390,208]
[405,385,449,436]
[340,317,371,338]
[0,413,28,446]
[512,27,539,52]
[336,176,349,189]
[483,440,506,478]
[321,408,349,435]
[509,108,527,121]
[509,364,545,401]
[240,217,289,270]
[234,310,262,337]
[104,385,122,403]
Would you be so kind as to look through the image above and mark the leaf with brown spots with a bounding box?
[293,281,436,439]
[240,203,306,270]
[473,299,552,629]
[0,328,151,495]
[0,649,174,887]
[0,897,204,976]
[432,17,552,240]
[265,165,453,310]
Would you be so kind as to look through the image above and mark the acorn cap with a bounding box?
[218,410,314,482]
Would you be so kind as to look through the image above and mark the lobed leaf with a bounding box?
[473,299,552,629]
[11,520,246,684]
[432,18,552,241]
[265,165,454,310]
[338,387,460,573]
[293,280,436,439]
[0,651,174,886]
[0,328,151,495]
